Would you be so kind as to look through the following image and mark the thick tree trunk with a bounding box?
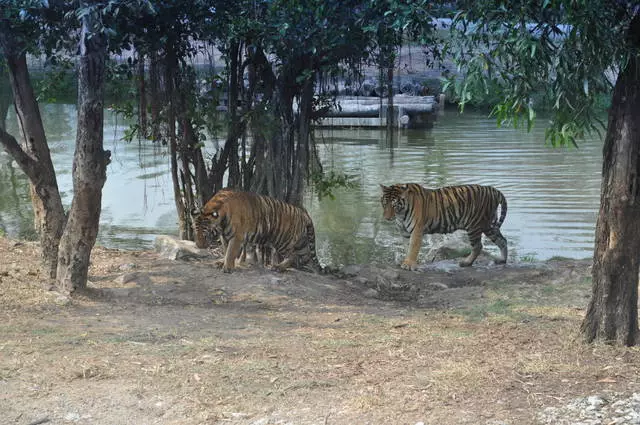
[0,34,66,279]
[56,9,108,293]
[580,16,640,345]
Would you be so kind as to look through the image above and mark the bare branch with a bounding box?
[0,126,38,179]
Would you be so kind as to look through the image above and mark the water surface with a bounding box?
[0,105,603,266]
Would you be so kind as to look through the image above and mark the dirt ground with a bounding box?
[2,237,640,425]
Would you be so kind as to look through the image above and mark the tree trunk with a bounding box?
[0,34,66,279]
[580,15,640,345]
[289,77,313,206]
[163,49,186,239]
[226,40,241,188]
[0,67,11,130]
[386,62,394,133]
[56,8,108,293]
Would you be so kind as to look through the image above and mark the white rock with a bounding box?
[154,235,211,261]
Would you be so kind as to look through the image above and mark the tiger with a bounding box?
[380,183,508,270]
[192,189,322,273]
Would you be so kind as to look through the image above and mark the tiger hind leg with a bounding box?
[485,227,508,264]
[459,231,482,267]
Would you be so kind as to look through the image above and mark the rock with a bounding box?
[55,294,71,305]
[154,235,211,261]
[118,263,137,271]
[423,232,493,263]
[353,276,369,286]
[64,412,81,422]
[586,395,605,409]
[362,288,378,298]
[116,272,153,286]
[341,264,362,276]
[537,393,640,425]
[381,269,400,281]
[375,275,417,301]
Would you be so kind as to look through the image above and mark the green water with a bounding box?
[0,105,602,266]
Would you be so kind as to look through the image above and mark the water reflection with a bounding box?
[0,104,602,264]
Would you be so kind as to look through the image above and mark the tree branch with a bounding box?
[0,126,38,179]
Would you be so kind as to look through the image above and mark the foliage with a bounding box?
[443,1,637,147]
[310,170,359,201]
[33,60,75,103]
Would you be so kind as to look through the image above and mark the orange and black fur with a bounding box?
[193,189,322,273]
[380,183,508,270]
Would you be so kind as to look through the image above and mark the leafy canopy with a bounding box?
[444,0,637,146]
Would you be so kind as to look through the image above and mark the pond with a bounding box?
[0,104,603,267]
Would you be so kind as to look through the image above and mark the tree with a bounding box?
[0,6,67,279]
[0,1,151,292]
[55,2,109,292]
[113,0,441,243]
[444,1,640,345]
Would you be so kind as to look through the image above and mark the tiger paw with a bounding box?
[214,259,224,269]
[401,259,419,271]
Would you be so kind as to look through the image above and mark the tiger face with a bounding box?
[192,195,228,249]
[380,184,409,220]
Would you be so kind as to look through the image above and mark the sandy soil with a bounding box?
[2,237,639,425]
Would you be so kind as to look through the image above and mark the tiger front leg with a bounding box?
[220,236,243,273]
[402,226,424,271]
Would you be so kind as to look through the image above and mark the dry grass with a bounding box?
[1,236,640,425]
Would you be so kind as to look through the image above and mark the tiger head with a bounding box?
[192,191,231,248]
[380,184,410,220]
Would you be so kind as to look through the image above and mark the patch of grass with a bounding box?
[548,255,575,261]
[458,298,533,322]
[519,253,538,262]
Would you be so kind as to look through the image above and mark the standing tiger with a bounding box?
[380,183,508,270]
[192,189,322,273]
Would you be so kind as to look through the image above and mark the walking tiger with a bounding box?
[380,183,508,270]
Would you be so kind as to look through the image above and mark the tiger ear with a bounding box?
[379,184,388,191]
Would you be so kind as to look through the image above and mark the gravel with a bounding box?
[537,393,640,425]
